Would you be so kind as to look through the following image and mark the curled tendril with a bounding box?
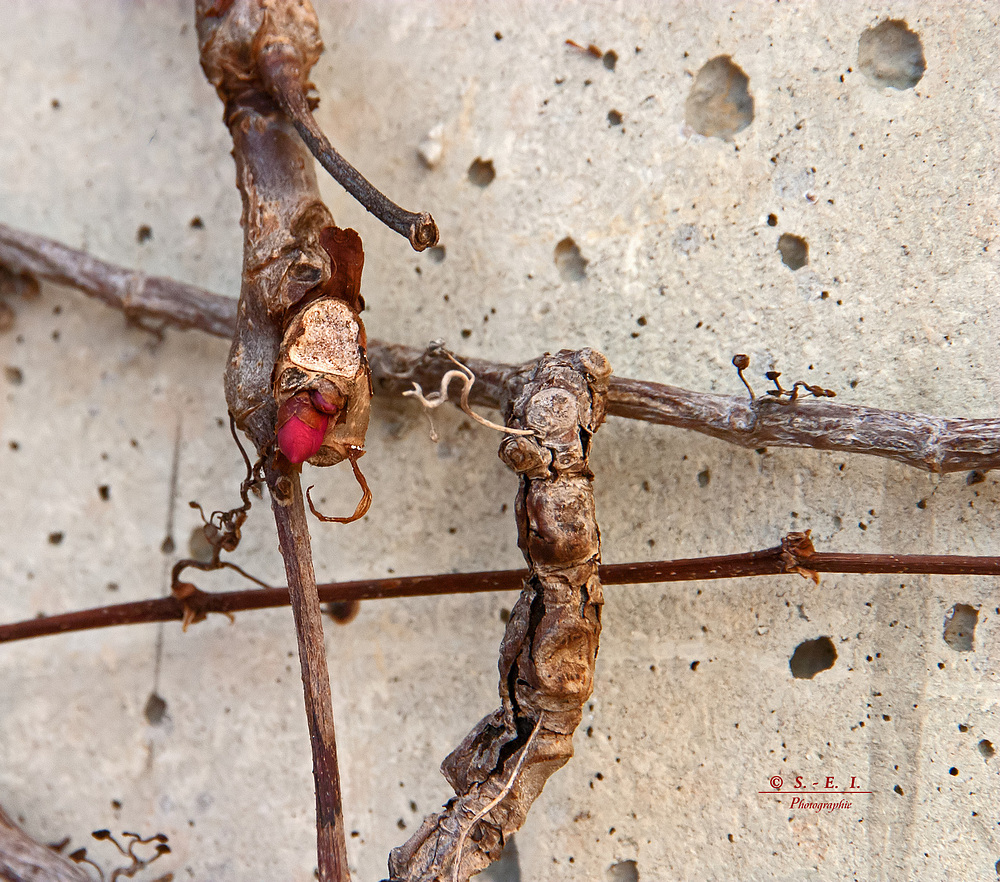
[403,347,535,439]
[307,453,372,524]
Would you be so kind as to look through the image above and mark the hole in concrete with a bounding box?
[789,636,837,679]
[685,55,754,139]
[979,739,995,760]
[697,468,710,488]
[767,213,778,227]
[943,603,978,651]
[4,365,23,385]
[778,233,809,270]
[607,109,623,126]
[967,470,985,485]
[427,245,446,263]
[48,531,64,546]
[144,692,168,725]
[949,767,959,776]
[607,860,639,882]
[858,20,925,90]
[98,484,110,501]
[136,224,153,244]
[325,600,361,625]
[468,158,496,187]
[554,237,587,281]
[189,216,204,229]
[603,50,618,71]
[894,784,904,795]
[478,836,521,881]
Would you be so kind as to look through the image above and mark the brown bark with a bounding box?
[0,806,89,882]
[387,349,610,882]
[4,220,998,476]
[195,3,354,880]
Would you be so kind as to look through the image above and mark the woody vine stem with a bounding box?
[2,2,999,881]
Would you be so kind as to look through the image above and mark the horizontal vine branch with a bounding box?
[2,221,997,475]
[3,533,998,645]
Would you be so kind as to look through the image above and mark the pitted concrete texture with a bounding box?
[1,3,999,881]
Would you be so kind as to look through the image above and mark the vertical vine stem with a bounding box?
[267,461,350,882]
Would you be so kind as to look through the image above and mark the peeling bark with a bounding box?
[387,349,611,882]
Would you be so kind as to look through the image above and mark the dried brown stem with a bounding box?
[266,462,350,882]
[0,805,90,882]
[2,221,997,475]
[388,349,611,882]
[258,45,438,251]
[194,3,355,879]
[0,221,235,338]
[4,537,1000,645]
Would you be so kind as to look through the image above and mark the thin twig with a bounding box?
[5,536,1000,645]
[258,46,438,252]
[266,461,351,882]
[3,221,1000,474]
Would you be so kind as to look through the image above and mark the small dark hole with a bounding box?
[858,20,925,90]
[144,692,168,725]
[894,784,904,795]
[767,213,778,227]
[979,739,995,759]
[136,224,153,244]
[48,531,64,546]
[602,50,618,71]
[789,636,837,679]
[690,660,700,671]
[685,55,754,139]
[943,603,978,652]
[966,470,985,485]
[697,468,710,488]
[777,234,809,270]
[606,859,639,882]
[494,31,503,41]
[189,216,204,229]
[326,600,361,625]
[607,109,623,126]
[468,158,496,187]
[427,246,446,263]
[948,767,959,776]
[98,485,110,501]
[554,237,587,282]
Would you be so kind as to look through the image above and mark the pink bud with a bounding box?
[277,394,329,464]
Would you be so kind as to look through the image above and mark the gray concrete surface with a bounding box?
[1,2,999,880]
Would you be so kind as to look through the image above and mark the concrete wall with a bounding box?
[1,2,998,880]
